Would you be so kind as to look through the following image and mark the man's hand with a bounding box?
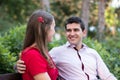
[16,59,26,74]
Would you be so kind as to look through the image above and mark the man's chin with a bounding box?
[69,42,77,45]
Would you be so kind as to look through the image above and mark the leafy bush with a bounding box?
[0,25,26,73]
[0,43,16,73]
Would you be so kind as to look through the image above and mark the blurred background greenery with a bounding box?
[0,0,120,79]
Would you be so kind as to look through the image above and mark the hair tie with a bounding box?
[38,17,44,23]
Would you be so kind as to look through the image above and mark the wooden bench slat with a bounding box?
[0,73,22,80]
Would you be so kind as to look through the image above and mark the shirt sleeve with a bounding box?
[96,51,117,80]
[25,50,48,77]
[49,47,58,65]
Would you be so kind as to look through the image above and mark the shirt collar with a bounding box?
[65,41,88,49]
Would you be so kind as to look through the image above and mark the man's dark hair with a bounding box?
[65,16,85,31]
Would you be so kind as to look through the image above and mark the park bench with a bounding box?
[0,73,22,80]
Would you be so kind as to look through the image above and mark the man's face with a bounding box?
[65,23,86,46]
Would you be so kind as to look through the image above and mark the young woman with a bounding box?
[20,10,58,80]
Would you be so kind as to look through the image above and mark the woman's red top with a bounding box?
[21,47,58,80]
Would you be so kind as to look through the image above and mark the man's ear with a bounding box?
[83,29,87,38]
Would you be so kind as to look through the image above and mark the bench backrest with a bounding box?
[0,73,22,80]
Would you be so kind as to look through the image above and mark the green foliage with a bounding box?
[0,43,16,73]
[115,7,120,27]
[0,0,40,33]
[0,0,40,23]
[0,25,26,73]
[1,25,26,55]
[105,7,118,28]
[0,18,13,34]
[51,0,82,27]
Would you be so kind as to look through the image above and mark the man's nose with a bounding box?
[70,30,75,35]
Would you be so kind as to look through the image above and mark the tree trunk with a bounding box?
[97,0,105,41]
[81,0,90,36]
[41,0,50,12]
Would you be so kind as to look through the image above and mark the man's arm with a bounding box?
[96,52,117,80]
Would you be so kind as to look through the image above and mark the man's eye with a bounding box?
[74,29,79,32]
[66,29,71,32]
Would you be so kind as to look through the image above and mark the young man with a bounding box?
[16,16,117,80]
